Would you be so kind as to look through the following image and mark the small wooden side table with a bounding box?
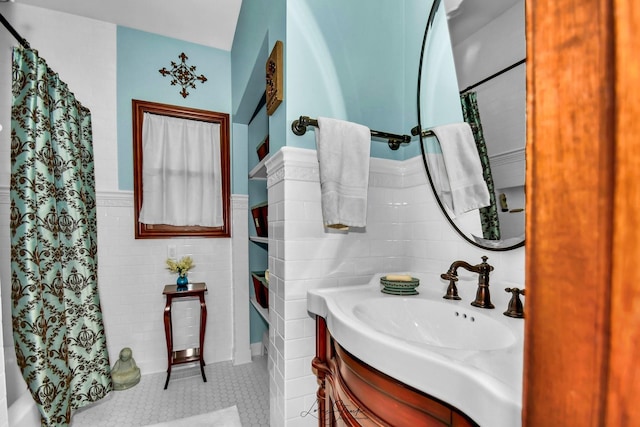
[162,282,207,389]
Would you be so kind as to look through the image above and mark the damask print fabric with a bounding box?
[10,46,112,426]
[460,92,502,241]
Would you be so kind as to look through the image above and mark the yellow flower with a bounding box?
[165,256,195,277]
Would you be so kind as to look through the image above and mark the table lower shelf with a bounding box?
[165,347,206,389]
[171,347,202,365]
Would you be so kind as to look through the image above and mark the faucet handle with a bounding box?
[480,256,494,272]
[440,272,458,281]
[441,272,461,300]
[503,287,525,318]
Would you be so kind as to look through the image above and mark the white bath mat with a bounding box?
[143,405,242,427]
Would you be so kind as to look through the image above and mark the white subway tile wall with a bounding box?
[6,190,244,382]
[95,191,237,374]
[265,147,525,426]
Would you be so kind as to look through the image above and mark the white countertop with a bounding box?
[307,273,524,427]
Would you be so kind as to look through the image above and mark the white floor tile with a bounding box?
[71,356,268,426]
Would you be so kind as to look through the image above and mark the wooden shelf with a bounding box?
[250,297,269,325]
[249,236,268,245]
[249,155,270,180]
[249,148,269,335]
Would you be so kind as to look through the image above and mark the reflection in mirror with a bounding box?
[418,0,525,251]
[132,100,231,239]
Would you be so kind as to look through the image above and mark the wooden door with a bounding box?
[524,0,640,425]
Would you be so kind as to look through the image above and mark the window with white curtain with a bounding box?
[139,113,223,227]
[132,100,230,239]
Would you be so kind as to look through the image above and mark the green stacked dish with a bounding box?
[380,275,420,295]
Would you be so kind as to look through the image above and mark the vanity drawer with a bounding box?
[314,318,479,427]
[334,343,464,426]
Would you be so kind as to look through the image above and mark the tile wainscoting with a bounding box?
[264,147,525,426]
[0,189,251,378]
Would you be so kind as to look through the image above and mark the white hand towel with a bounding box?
[430,123,490,216]
[316,117,371,230]
[425,151,454,213]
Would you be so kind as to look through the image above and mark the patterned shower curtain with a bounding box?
[460,91,501,240]
[10,46,112,426]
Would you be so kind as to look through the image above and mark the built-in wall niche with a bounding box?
[132,99,231,238]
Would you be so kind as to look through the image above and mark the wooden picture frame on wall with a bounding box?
[266,40,283,115]
[131,99,231,239]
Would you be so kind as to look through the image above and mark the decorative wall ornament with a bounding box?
[159,52,208,98]
[266,41,283,115]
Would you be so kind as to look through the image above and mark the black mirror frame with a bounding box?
[416,0,524,252]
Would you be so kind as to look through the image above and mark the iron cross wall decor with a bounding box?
[159,52,208,98]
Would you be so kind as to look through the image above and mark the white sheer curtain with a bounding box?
[139,113,223,227]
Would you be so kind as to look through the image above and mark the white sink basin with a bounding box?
[353,298,516,351]
[307,273,524,427]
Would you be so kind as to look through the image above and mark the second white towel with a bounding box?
[430,122,490,216]
[316,117,371,230]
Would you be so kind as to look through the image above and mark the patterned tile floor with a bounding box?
[71,355,269,426]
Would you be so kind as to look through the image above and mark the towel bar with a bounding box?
[291,115,412,150]
[410,124,478,138]
[411,125,435,138]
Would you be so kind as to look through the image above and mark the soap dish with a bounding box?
[381,287,419,296]
[380,276,420,295]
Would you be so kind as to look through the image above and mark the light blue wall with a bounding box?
[418,1,464,154]
[404,0,442,158]
[116,26,233,191]
[232,122,249,194]
[115,3,453,192]
[231,0,460,343]
[231,0,455,162]
[231,0,286,143]
[285,0,405,160]
[232,0,286,344]
[283,0,457,160]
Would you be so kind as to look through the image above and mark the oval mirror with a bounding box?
[417,0,525,251]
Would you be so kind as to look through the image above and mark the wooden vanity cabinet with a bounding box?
[312,317,478,427]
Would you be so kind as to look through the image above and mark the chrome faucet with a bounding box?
[441,256,495,309]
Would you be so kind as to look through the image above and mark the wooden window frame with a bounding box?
[132,99,231,239]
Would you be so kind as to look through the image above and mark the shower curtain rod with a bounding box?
[291,115,412,150]
[459,58,526,94]
[0,12,30,48]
